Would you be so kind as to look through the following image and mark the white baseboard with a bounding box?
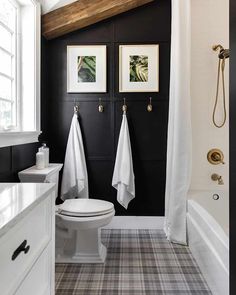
[103,216,164,229]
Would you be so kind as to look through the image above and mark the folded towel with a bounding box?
[112,113,135,209]
[61,113,88,200]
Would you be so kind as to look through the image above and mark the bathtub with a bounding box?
[187,191,229,295]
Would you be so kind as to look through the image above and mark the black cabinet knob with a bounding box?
[12,240,30,261]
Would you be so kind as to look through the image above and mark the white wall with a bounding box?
[39,0,77,14]
[190,0,229,230]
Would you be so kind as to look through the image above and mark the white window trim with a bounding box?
[0,0,18,131]
[0,130,41,146]
[0,0,41,148]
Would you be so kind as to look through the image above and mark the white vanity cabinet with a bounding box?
[0,183,55,295]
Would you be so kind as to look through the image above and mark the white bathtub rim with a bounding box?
[187,212,229,276]
[187,214,229,295]
[187,199,229,272]
[188,199,228,248]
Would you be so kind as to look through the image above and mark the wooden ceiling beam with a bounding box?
[42,0,154,40]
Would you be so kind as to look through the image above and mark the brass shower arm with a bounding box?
[212,44,224,52]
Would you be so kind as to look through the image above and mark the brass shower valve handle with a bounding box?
[207,149,225,165]
[211,152,224,164]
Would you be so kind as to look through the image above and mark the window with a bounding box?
[0,0,41,147]
[0,0,18,131]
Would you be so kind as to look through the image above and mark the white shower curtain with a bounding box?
[164,0,192,245]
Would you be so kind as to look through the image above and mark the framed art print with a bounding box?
[67,45,107,93]
[119,44,159,92]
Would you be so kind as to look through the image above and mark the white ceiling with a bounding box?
[38,0,77,14]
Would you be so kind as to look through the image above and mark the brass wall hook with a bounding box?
[147,97,153,112]
[74,104,79,114]
[122,98,127,113]
[98,98,104,113]
[74,98,79,114]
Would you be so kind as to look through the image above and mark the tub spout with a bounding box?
[211,173,224,185]
[218,176,224,185]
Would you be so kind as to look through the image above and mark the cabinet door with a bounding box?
[15,242,52,295]
[0,196,52,295]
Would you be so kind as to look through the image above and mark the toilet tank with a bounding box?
[18,164,63,199]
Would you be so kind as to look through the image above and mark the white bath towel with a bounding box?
[61,113,88,200]
[112,113,135,209]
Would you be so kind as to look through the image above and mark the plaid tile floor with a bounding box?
[55,229,212,295]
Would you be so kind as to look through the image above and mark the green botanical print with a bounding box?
[130,55,148,82]
[78,56,96,82]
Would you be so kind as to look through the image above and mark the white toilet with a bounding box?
[18,164,115,263]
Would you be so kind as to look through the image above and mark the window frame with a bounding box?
[0,0,19,131]
[0,0,41,148]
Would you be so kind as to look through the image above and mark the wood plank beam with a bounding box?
[42,0,154,40]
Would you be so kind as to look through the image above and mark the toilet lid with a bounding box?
[57,199,114,217]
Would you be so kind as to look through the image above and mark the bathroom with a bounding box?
[0,0,234,294]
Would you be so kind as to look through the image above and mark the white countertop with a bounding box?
[18,163,63,177]
[0,183,55,238]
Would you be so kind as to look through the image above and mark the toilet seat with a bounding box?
[57,198,114,217]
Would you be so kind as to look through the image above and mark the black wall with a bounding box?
[0,143,39,182]
[41,0,171,216]
[230,0,236,293]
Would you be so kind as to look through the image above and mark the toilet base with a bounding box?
[56,244,107,264]
[56,227,107,264]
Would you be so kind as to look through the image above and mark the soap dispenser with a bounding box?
[39,143,50,168]
[36,151,45,170]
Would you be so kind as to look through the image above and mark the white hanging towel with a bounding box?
[112,113,135,209]
[61,113,88,201]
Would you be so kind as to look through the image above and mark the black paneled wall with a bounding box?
[41,0,171,216]
[0,143,40,182]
